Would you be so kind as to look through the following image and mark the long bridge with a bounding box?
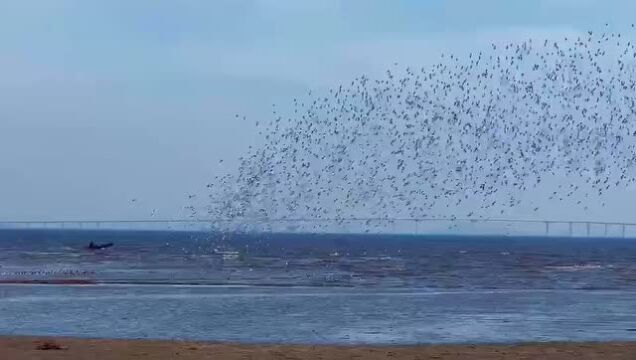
[0,217,633,238]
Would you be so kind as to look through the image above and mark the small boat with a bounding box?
[87,241,113,250]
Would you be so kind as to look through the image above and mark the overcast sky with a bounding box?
[1,0,636,222]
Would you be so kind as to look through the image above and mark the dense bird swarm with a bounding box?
[200,29,636,230]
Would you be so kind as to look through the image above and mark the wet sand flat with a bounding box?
[2,337,636,359]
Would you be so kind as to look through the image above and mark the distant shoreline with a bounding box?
[2,336,636,359]
[0,279,96,285]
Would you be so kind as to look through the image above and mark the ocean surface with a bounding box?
[1,229,636,344]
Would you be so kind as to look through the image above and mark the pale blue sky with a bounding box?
[1,0,635,221]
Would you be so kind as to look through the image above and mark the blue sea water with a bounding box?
[1,229,636,344]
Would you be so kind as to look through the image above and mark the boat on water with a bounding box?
[87,241,113,250]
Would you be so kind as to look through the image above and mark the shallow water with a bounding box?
[1,285,636,344]
[2,229,636,344]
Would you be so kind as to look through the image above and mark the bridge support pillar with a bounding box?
[622,224,626,238]
[545,221,550,236]
[586,222,590,237]
[414,220,419,235]
[604,224,609,237]
[568,222,573,237]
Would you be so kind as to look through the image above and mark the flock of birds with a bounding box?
[196,27,636,231]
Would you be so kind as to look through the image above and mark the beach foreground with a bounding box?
[2,337,636,360]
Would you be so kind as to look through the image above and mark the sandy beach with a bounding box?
[1,337,635,359]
